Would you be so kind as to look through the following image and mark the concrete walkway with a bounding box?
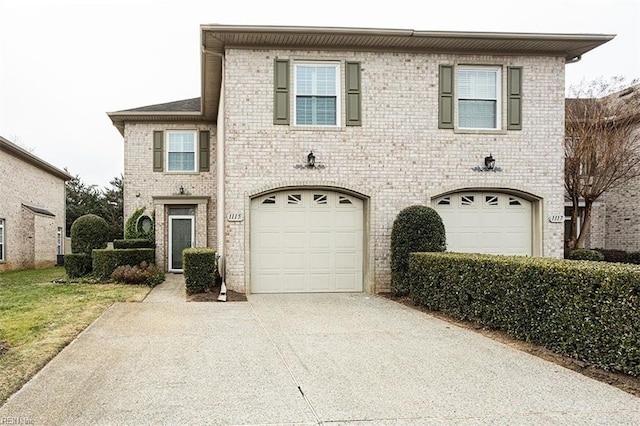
[1,274,639,425]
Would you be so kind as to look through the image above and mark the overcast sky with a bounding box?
[1,0,638,188]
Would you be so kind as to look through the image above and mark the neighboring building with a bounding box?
[108,25,612,293]
[566,84,640,252]
[0,136,72,271]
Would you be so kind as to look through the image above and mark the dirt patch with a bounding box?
[187,283,247,302]
[382,293,640,398]
[0,340,10,357]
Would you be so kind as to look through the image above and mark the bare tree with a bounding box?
[565,77,640,248]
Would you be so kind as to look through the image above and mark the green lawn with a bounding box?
[0,268,151,405]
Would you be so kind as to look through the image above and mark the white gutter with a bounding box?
[216,53,226,292]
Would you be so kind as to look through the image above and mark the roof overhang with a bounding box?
[0,135,72,181]
[200,25,614,124]
[107,111,208,136]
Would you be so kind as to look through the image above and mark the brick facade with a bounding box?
[0,141,68,271]
[221,49,565,293]
[122,123,217,270]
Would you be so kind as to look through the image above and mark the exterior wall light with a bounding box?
[179,186,185,195]
[484,154,496,170]
[472,153,502,172]
[295,151,326,169]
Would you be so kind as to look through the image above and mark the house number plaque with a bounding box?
[227,212,244,222]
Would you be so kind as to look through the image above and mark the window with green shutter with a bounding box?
[507,67,522,130]
[345,62,362,126]
[274,59,290,124]
[153,131,164,172]
[439,64,522,131]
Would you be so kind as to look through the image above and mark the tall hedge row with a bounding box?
[409,252,640,376]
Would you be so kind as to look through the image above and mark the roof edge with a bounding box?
[0,136,73,181]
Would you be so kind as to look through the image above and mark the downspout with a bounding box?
[217,57,227,299]
[204,47,227,299]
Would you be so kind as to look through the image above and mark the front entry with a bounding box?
[168,209,195,272]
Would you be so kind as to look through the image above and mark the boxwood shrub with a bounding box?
[629,251,640,265]
[70,214,110,254]
[390,205,446,296]
[64,253,93,278]
[568,248,605,261]
[92,248,156,281]
[183,248,216,295]
[409,252,640,376]
[113,239,155,249]
[594,248,628,263]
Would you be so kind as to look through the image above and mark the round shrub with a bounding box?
[568,248,605,261]
[70,214,110,254]
[628,251,640,265]
[391,205,446,296]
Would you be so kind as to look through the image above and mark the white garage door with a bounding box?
[251,190,363,293]
[434,192,532,256]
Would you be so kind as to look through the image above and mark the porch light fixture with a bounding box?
[179,186,185,195]
[294,151,326,169]
[484,154,496,170]
[472,153,502,172]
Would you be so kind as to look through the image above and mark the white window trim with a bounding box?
[165,130,198,173]
[0,218,5,262]
[293,62,341,127]
[456,65,502,131]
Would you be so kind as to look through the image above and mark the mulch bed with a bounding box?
[381,293,640,398]
[187,283,247,302]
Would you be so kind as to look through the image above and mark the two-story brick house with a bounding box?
[0,135,72,271]
[108,25,612,293]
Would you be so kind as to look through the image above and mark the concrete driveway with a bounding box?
[1,275,639,425]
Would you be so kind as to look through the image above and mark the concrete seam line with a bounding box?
[248,300,322,424]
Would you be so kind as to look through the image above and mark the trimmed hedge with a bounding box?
[409,252,640,376]
[183,248,216,295]
[92,248,156,281]
[113,239,155,249]
[568,248,605,261]
[629,252,640,265]
[70,214,110,254]
[594,248,629,263]
[390,205,446,296]
[64,253,93,278]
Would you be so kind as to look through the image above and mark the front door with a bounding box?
[168,215,194,272]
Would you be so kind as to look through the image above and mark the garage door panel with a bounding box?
[335,232,357,249]
[283,232,307,249]
[336,273,359,291]
[435,192,532,256]
[310,232,331,249]
[252,189,363,293]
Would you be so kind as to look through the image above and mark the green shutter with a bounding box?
[438,65,454,129]
[345,62,362,126]
[153,131,163,172]
[273,59,290,125]
[507,67,522,130]
[199,130,210,172]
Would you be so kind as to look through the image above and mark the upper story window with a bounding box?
[273,59,361,127]
[167,131,197,172]
[294,63,340,126]
[457,67,501,130]
[153,129,210,173]
[0,218,5,261]
[438,65,522,131]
